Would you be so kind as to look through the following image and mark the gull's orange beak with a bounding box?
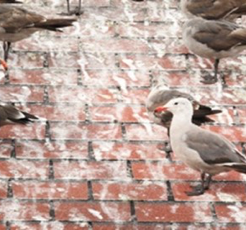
[0,59,8,72]
[154,106,168,113]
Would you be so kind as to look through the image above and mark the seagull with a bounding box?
[183,18,246,84]
[146,76,221,136]
[180,0,246,21]
[0,103,38,126]
[66,0,82,15]
[0,5,76,61]
[155,97,246,196]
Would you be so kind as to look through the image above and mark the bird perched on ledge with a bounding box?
[183,18,246,84]
[146,76,221,136]
[180,0,246,21]
[0,5,76,61]
[155,97,246,196]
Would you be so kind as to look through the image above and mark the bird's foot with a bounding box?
[185,183,209,196]
[185,188,205,196]
[200,74,218,84]
[164,142,172,153]
[60,8,83,16]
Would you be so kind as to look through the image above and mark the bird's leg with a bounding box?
[67,0,70,13]
[201,59,220,85]
[3,42,11,61]
[78,0,82,15]
[185,172,212,196]
[203,174,212,190]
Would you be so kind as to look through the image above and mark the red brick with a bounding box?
[11,223,89,230]
[81,38,150,53]
[0,201,50,221]
[0,160,48,179]
[54,161,128,180]
[0,225,5,230]
[92,224,243,230]
[187,56,214,69]
[215,204,246,223]
[79,20,115,38]
[82,70,150,87]
[213,170,246,181]
[92,181,167,201]
[9,69,78,85]
[9,52,45,68]
[150,38,188,54]
[50,123,122,140]
[25,104,86,121]
[0,123,45,139]
[125,124,168,141]
[81,6,146,22]
[0,86,44,102]
[48,52,80,68]
[67,0,110,7]
[120,88,149,104]
[79,53,117,69]
[92,224,134,230]
[226,74,246,87]
[118,22,180,38]
[48,87,117,104]
[119,54,186,70]
[89,105,148,122]
[0,141,13,158]
[54,201,131,221]
[203,126,246,142]
[92,142,166,160]
[207,107,235,125]
[12,181,88,200]
[135,203,213,223]
[153,71,205,87]
[14,36,78,52]
[194,87,246,105]
[172,182,246,202]
[237,108,246,124]
[15,140,88,159]
[132,162,200,180]
[0,181,7,198]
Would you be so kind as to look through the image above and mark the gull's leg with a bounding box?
[185,172,212,196]
[67,0,70,13]
[201,58,220,85]
[3,42,11,61]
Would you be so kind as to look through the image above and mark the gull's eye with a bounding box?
[174,102,178,105]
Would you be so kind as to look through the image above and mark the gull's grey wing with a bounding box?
[190,19,246,51]
[0,104,38,125]
[0,5,44,33]
[185,127,246,165]
[186,0,246,20]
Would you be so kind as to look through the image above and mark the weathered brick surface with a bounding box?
[0,0,245,228]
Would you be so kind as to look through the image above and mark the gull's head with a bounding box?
[154,97,193,115]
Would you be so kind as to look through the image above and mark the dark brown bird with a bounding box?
[181,0,246,21]
[66,0,82,15]
[0,104,38,126]
[0,5,76,60]
[146,77,221,137]
[183,18,246,84]
[0,0,22,3]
